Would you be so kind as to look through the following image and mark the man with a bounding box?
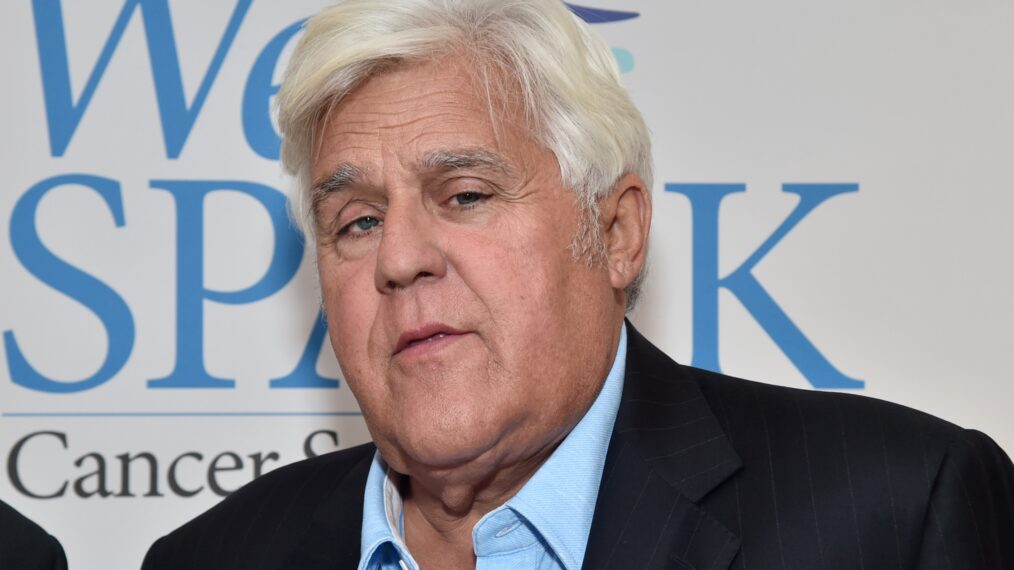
[143,1,1014,568]
[0,499,68,570]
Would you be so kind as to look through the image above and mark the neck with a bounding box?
[400,433,564,568]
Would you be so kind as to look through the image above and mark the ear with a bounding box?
[599,173,651,294]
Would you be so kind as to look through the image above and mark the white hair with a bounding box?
[277,0,652,305]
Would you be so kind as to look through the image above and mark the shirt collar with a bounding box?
[359,324,627,570]
[360,455,417,570]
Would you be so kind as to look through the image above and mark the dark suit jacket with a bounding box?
[143,325,1014,569]
[0,499,68,570]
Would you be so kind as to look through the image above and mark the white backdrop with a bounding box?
[2,1,1012,568]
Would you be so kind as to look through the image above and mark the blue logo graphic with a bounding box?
[566,3,639,73]
[565,4,639,23]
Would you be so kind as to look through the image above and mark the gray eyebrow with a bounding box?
[421,148,511,175]
[311,163,364,209]
[310,149,509,211]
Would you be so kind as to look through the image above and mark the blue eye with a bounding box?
[348,216,381,233]
[454,192,482,205]
[355,216,380,230]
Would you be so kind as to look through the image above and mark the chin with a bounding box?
[394,413,508,472]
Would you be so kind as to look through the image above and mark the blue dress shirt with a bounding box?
[359,325,628,570]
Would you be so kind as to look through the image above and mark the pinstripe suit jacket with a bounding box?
[143,325,1014,569]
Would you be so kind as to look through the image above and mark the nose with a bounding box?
[374,200,447,292]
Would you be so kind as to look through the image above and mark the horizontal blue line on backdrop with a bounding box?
[1,411,363,418]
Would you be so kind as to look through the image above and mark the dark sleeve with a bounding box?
[915,430,1014,569]
[0,501,68,570]
[141,535,167,570]
[38,534,68,570]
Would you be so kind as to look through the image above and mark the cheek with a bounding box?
[318,254,378,351]
[452,228,539,294]
[452,232,573,335]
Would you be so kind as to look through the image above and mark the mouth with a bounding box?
[394,324,471,357]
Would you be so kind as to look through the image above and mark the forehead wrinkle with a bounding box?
[347,81,479,116]
[332,109,481,149]
[400,130,483,155]
[330,92,476,134]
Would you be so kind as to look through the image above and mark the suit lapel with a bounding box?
[282,446,374,570]
[583,324,742,569]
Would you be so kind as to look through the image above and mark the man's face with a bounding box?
[310,56,623,475]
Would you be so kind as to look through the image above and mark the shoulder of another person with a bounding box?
[0,500,68,570]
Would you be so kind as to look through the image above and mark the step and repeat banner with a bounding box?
[3,1,1012,568]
